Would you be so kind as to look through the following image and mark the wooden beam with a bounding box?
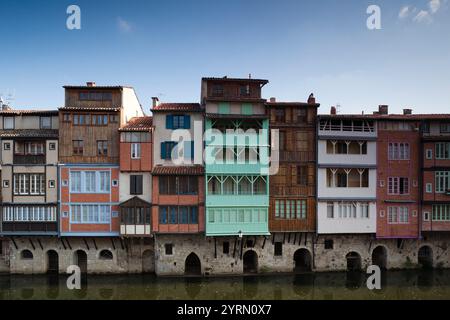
[111,238,116,250]
[262,236,266,249]
[214,238,217,259]
[11,238,18,250]
[83,238,90,250]
[240,239,244,260]
[37,238,43,250]
[93,238,98,250]
[233,239,237,258]
[288,233,291,243]
[29,238,35,250]
[66,238,72,250]
[293,233,297,244]
[60,238,67,250]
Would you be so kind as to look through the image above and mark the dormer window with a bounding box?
[3,117,14,130]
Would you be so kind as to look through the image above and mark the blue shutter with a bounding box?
[161,142,166,159]
[166,115,173,129]
[191,141,194,160]
[184,115,191,129]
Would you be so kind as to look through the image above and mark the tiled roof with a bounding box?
[119,116,153,131]
[59,106,121,111]
[152,165,204,176]
[0,129,58,138]
[63,85,132,89]
[152,103,203,113]
[202,77,269,85]
[319,114,450,121]
[0,109,58,115]
[266,102,318,107]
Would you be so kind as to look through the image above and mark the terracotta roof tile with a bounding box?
[152,165,204,176]
[202,77,268,84]
[319,114,450,121]
[59,106,121,111]
[120,116,153,131]
[0,109,58,115]
[0,129,58,138]
[152,103,203,113]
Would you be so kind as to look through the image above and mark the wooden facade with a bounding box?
[266,97,319,232]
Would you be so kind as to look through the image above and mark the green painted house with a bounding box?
[201,77,270,237]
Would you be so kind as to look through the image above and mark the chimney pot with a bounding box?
[269,97,276,103]
[403,108,412,115]
[379,105,388,115]
[330,106,337,115]
[151,97,160,109]
[308,93,316,105]
[86,82,96,87]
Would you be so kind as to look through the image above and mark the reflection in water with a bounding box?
[345,271,363,290]
[0,270,449,300]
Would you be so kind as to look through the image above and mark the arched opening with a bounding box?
[21,250,33,260]
[346,252,362,272]
[46,250,59,274]
[371,246,387,270]
[142,250,155,273]
[99,249,113,260]
[293,249,312,272]
[74,250,88,274]
[185,253,201,276]
[243,250,258,274]
[418,246,433,269]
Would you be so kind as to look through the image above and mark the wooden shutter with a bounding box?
[166,115,173,129]
[161,142,166,159]
[136,175,143,194]
[184,115,191,129]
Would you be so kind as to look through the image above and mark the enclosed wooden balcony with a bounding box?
[119,197,151,237]
[13,154,46,165]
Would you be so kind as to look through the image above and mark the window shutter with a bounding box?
[130,175,136,194]
[161,142,166,159]
[191,141,194,160]
[137,175,143,194]
[184,115,191,129]
[166,115,173,129]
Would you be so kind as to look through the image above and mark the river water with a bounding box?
[0,270,449,300]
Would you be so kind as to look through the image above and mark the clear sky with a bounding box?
[0,0,449,115]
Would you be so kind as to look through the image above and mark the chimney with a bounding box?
[330,106,337,115]
[248,73,252,79]
[151,97,160,108]
[86,82,96,87]
[403,108,412,115]
[269,97,276,103]
[379,105,388,115]
[308,93,316,105]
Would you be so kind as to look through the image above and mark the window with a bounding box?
[3,180,9,188]
[97,140,108,156]
[440,123,450,133]
[436,143,450,160]
[112,180,118,187]
[2,206,57,222]
[99,250,113,260]
[70,171,110,193]
[360,203,369,218]
[166,115,190,130]
[324,239,334,250]
[388,177,409,195]
[173,115,185,129]
[388,142,410,160]
[40,116,52,129]
[130,175,143,195]
[388,207,409,224]
[159,176,198,195]
[63,113,71,122]
[165,244,173,255]
[131,143,141,159]
[297,166,308,186]
[274,199,306,219]
[159,206,198,225]
[223,242,230,254]
[240,85,251,96]
[432,205,450,221]
[3,142,10,150]
[296,108,307,123]
[110,114,119,123]
[275,108,285,122]
[92,114,108,126]
[99,171,111,192]
[120,132,151,143]
[3,117,14,129]
[21,250,33,260]
[274,242,283,256]
[48,180,55,188]
[338,202,357,218]
[278,131,286,150]
[70,204,111,223]
[212,85,223,97]
[49,142,56,150]
[13,173,45,195]
[426,183,433,193]
[435,171,450,193]
[327,202,334,218]
[161,141,178,160]
[423,212,430,221]
[72,140,84,155]
[326,141,368,155]
[426,149,433,160]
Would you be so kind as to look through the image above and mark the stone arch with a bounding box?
[20,249,33,260]
[46,249,59,274]
[418,245,433,269]
[346,251,362,271]
[74,249,88,273]
[293,248,312,272]
[142,249,155,273]
[99,249,114,260]
[243,250,258,274]
[371,246,388,270]
[185,252,201,276]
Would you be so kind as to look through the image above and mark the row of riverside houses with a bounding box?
[0,77,449,275]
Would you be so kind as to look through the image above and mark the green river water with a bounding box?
[0,270,449,300]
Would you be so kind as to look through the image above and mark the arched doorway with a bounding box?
[142,250,155,273]
[346,252,362,271]
[185,253,201,276]
[46,250,59,274]
[293,249,312,272]
[372,246,387,270]
[418,246,433,269]
[74,250,88,274]
[243,250,258,274]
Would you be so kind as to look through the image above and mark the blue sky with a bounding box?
[0,0,449,115]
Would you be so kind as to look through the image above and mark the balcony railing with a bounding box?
[13,154,46,164]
